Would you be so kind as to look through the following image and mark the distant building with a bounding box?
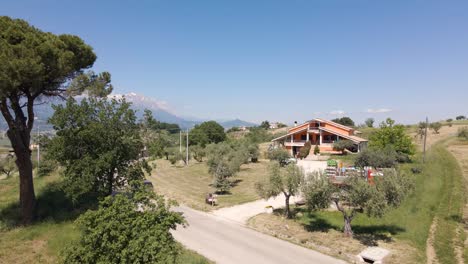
[269,122,279,129]
[271,118,367,156]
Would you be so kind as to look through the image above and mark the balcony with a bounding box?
[284,140,307,147]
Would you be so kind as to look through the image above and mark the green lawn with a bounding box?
[0,173,212,263]
[149,159,268,211]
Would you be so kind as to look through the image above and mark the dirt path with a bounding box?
[426,218,439,264]
[447,142,468,264]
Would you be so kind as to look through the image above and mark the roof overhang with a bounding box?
[320,127,368,143]
[271,127,308,142]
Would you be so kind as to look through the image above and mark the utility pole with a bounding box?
[423,117,428,163]
[186,129,189,166]
[179,130,182,153]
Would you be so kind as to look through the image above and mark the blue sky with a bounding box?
[3,0,468,124]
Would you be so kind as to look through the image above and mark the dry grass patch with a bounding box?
[248,212,419,264]
[149,159,268,211]
[411,124,465,151]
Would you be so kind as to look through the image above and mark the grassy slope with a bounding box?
[0,174,212,264]
[149,159,267,211]
[431,141,464,264]
[447,139,468,264]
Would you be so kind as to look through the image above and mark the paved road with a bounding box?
[172,206,347,264]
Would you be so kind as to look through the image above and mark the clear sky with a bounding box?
[3,0,468,124]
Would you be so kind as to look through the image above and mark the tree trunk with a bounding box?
[343,216,353,237]
[7,129,36,225]
[284,194,292,219]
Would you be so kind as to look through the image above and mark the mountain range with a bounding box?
[0,93,257,131]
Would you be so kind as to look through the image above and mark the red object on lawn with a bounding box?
[367,169,374,185]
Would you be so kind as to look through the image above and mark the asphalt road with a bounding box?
[172,206,347,264]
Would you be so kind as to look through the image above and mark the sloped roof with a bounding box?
[320,127,367,143]
[271,126,308,141]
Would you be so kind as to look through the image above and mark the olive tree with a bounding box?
[255,163,304,218]
[333,140,355,153]
[267,148,291,166]
[430,122,442,134]
[0,154,17,178]
[0,16,105,223]
[205,142,247,193]
[304,171,412,236]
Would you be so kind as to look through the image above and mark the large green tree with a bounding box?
[189,121,226,147]
[48,97,146,202]
[369,118,415,156]
[61,185,185,264]
[0,16,99,223]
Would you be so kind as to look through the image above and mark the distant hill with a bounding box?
[0,93,257,131]
[218,119,257,129]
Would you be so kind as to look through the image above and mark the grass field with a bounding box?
[248,140,466,264]
[0,173,212,263]
[149,159,268,211]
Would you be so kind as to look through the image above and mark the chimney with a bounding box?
[294,121,298,127]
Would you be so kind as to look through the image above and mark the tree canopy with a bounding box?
[369,118,415,157]
[189,121,226,147]
[255,163,304,218]
[365,118,375,128]
[331,117,355,127]
[303,171,413,236]
[47,97,147,202]
[260,120,270,129]
[0,16,100,223]
[61,186,185,264]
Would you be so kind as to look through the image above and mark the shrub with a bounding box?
[313,145,320,155]
[430,122,442,134]
[458,127,468,140]
[37,159,58,177]
[355,148,397,168]
[298,141,312,159]
[226,127,241,133]
[446,118,453,127]
[247,144,260,162]
[191,145,206,162]
[456,115,466,120]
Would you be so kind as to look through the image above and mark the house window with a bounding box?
[301,135,307,141]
